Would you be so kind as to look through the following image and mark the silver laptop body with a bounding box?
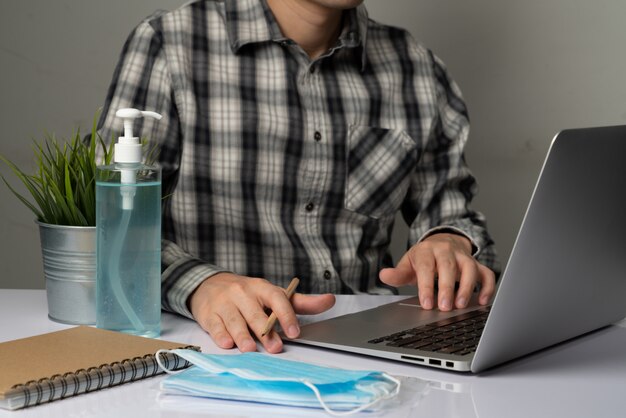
[288,125,626,373]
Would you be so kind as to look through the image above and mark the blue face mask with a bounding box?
[156,349,401,416]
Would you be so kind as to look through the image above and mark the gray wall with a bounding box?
[2,0,625,289]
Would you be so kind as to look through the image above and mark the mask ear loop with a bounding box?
[300,373,401,417]
[156,349,186,375]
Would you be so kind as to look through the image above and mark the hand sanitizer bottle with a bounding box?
[96,108,162,338]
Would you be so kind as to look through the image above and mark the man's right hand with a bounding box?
[188,272,336,354]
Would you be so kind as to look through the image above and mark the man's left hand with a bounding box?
[379,233,495,311]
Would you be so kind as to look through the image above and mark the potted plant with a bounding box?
[0,115,113,324]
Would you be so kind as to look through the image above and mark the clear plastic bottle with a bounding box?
[96,109,162,338]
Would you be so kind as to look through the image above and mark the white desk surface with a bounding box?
[1,289,625,418]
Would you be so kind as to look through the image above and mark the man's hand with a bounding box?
[188,273,335,354]
[379,233,495,311]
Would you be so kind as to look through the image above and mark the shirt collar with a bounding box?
[223,0,287,51]
[336,5,369,70]
[223,0,369,70]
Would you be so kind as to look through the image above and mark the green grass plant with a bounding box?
[0,115,114,226]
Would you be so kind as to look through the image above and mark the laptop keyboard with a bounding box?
[367,307,491,356]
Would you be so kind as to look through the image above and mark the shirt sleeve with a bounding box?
[96,16,229,319]
[401,50,500,276]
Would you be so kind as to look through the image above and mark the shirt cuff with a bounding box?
[162,259,231,319]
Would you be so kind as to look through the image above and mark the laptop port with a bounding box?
[400,355,425,362]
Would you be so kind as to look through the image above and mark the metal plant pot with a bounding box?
[37,221,96,324]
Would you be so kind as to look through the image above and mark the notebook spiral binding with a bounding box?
[9,345,198,409]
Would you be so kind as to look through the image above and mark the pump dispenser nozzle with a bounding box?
[115,108,162,166]
[114,108,162,209]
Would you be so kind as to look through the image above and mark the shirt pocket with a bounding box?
[344,125,419,219]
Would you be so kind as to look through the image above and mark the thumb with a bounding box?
[292,293,336,315]
[379,251,416,287]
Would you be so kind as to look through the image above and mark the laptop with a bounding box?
[287,125,626,373]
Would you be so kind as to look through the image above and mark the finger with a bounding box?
[238,304,284,354]
[257,329,285,354]
[292,293,336,315]
[434,251,459,312]
[477,264,497,305]
[260,286,301,340]
[258,294,336,349]
[378,252,417,287]
[220,306,257,352]
[454,257,479,309]
[199,313,235,349]
[414,249,437,310]
[248,280,300,339]
[225,280,287,352]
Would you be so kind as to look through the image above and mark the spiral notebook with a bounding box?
[0,326,199,411]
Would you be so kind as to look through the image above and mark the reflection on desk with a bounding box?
[0,290,625,418]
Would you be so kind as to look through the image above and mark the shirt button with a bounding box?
[305,202,315,212]
[314,131,322,142]
[323,270,332,280]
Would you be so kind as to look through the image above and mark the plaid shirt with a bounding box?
[97,0,499,319]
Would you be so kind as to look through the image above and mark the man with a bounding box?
[97,0,499,354]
